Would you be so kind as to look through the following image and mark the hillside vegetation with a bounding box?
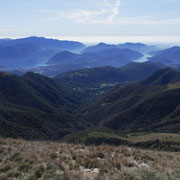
[55,61,165,96]
[0,71,87,140]
[81,68,180,134]
[0,67,180,149]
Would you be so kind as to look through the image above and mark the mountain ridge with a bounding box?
[0,36,86,68]
[80,68,180,133]
[47,48,143,67]
[0,71,87,140]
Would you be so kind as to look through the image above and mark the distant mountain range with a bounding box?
[0,37,160,69]
[149,46,180,66]
[21,48,142,77]
[47,51,80,65]
[0,37,168,74]
[81,43,117,54]
[0,36,85,52]
[81,42,158,54]
[47,48,143,67]
[0,42,46,68]
[0,36,85,68]
[10,57,163,78]
[118,43,158,53]
[81,68,180,133]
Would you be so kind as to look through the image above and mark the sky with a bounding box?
[1,0,180,44]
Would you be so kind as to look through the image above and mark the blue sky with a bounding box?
[1,0,180,43]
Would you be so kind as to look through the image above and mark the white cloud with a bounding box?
[36,1,180,26]
[107,0,121,23]
[71,16,180,25]
[36,0,122,24]
[36,9,110,22]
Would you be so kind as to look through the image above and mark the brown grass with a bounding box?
[0,138,180,180]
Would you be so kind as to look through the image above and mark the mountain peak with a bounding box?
[122,42,146,46]
[81,43,117,54]
[118,42,158,53]
[60,50,76,55]
[97,42,112,46]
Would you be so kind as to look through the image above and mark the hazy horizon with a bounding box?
[1,36,180,47]
[54,35,180,46]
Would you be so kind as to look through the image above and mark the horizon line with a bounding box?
[1,35,180,45]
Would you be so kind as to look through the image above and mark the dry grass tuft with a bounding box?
[0,138,179,180]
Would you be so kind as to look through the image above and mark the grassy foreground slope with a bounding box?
[63,131,180,151]
[0,138,179,180]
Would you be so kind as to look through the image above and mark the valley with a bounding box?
[0,36,180,179]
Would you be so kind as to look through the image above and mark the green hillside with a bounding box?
[0,71,87,140]
[1,67,180,148]
[81,68,180,133]
[55,61,165,96]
